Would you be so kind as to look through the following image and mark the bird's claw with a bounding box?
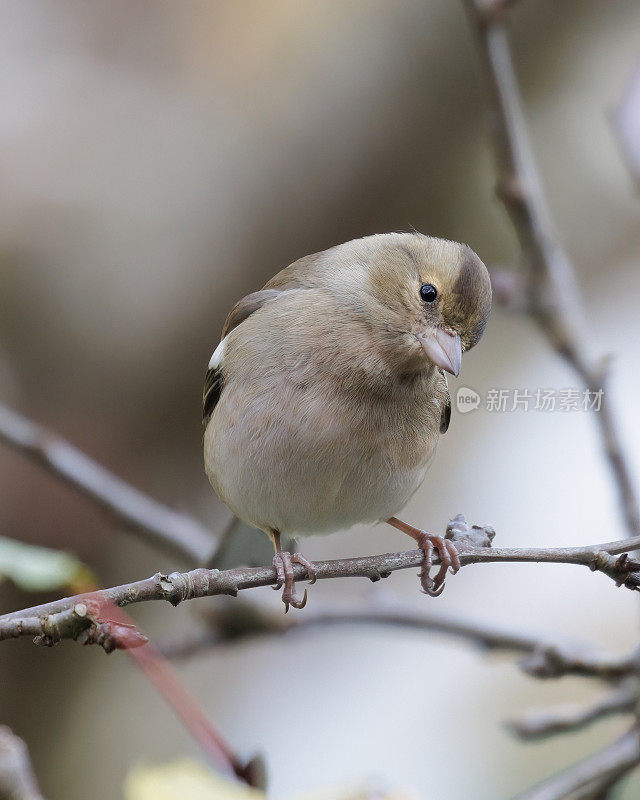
[272,551,316,612]
[414,532,460,597]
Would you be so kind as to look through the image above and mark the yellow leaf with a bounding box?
[124,759,264,800]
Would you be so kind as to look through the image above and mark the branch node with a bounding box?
[155,571,186,606]
[367,569,392,583]
[446,514,495,549]
[32,634,55,648]
[75,621,148,653]
[520,644,570,679]
[591,551,640,590]
[74,603,88,618]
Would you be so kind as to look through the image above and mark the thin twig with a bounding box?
[159,600,640,684]
[518,643,640,682]
[65,589,257,786]
[572,771,629,800]
[612,58,640,191]
[0,403,220,564]
[3,523,640,647]
[464,0,640,538]
[160,604,540,659]
[511,727,640,800]
[507,680,638,740]
[122,634,258,785]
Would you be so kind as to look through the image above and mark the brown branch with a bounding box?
[0,403,221,564]
[126,636,260,785]
[0,727,44,800]
[511,727,640,800]
[507,680,638,740]
[160,603,540,660]
[518,643,640,682]
[463,2,640,796]
[3,520,640,648]
[61,589,258,785]
[122,634,260,785]
[464,0,640,539]
[159,599,640,684]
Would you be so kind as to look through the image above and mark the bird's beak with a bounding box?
[418,328,462,376]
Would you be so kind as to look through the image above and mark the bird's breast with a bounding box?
[204,368,442,538]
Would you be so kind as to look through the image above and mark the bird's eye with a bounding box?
[419,283,438,303]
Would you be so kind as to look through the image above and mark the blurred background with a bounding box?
[1,0,640,797]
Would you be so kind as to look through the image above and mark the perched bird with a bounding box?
[203,232,491,610]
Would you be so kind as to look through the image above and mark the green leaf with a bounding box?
[0,535,94,593]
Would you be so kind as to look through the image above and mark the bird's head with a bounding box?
[333,232,492,377]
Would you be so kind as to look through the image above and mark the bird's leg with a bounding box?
[270,531,317,612]
[386,517,461,597]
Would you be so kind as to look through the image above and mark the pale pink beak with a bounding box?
[418,328,462,376]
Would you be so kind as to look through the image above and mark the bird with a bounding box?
[203,232,491,610]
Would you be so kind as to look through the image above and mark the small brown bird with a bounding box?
[203,233,491,610]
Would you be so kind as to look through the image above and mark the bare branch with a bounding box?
[511,727,640,800]
[161,603,540,659]
[0,726,44,800]
[159,599,640,684]
[507,680,638,740]
[463,2,640,796]
[518,643,640,682]
[464,0,640,539]
[612,58,640,190]
[572,777,625,800]
[0,403,220,564]
[3,519,640,648]
[122,625,259,786]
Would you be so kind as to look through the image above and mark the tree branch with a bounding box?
[518,643,640,682]
[612,58,640,191]
[464,0,640,539]
[463,3,640,797]
[511,727,640,800]
[3,520,640,648]
[160,602,542,660]
[507,680,638,740]
[159,599,640,684]
[0,726,44,800]
[0,403,220,564]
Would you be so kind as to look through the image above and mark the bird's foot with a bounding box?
[272,551,317,612]
[413,531,461,597]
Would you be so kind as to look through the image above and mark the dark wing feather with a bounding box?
[203,366,225,424]
[440,373,452,434]
[202,289,282,425]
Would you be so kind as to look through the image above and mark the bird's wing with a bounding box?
[263,251,327,292]
[203,246,344,424]
[220,288,282,338]
[439,372,452,434]
[203,289,282,424]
